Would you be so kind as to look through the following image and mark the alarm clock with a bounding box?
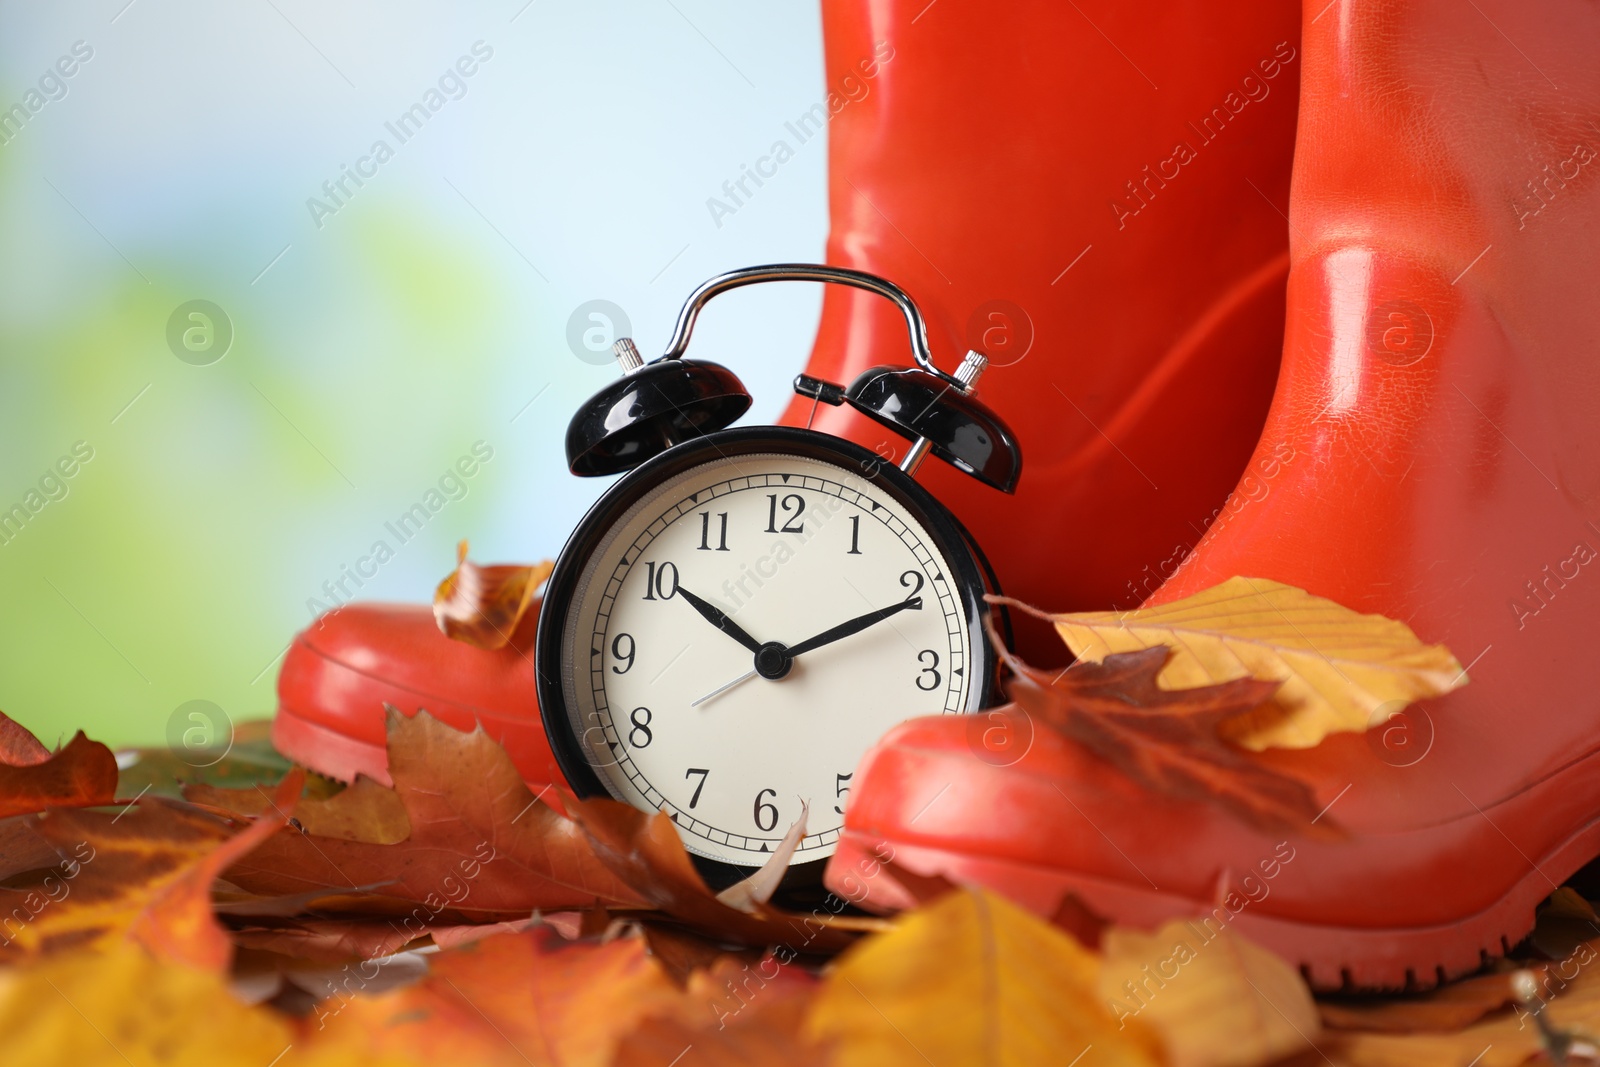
[535,264,1021,883]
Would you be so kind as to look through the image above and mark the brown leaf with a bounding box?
[567,796,868,955]
[227,917,422,964]
[432,540,553,650]
[221,710,646,918]
[186,774,410,844]
[0,712,117,819]
[997,636,1336,838]
[1530,886,1600,961]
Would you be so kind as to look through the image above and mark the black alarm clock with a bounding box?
[535,264,1021,883]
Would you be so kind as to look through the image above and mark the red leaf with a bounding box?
[0,712,117,819]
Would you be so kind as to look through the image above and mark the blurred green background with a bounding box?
[0,1,828,748]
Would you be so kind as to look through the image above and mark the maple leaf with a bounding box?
[999,575,1467,750]
[806,887,1161,1066]
[433,539,553,650]
[216,710,646,916]
[1098,919,1320,1067]
[996,637,1338,839]
[0,710,117,819]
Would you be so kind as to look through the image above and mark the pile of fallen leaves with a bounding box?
[0,704,1594,1066]
[0,560,1591,1065]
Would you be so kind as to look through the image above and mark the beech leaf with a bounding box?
[806,887,1161,1066]
[433,540,553,650]
[1000,575,1468,749]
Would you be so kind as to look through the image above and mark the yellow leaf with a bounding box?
[806,888,1159,1067]
[1097,921,1319,1067]
[0,942,296,1067]
[1027,576,1466,749]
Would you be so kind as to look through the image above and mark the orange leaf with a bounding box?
[7,770,301,970]
[0,710,116,819]
[616,956,823,1067]
[433,540,553,650]
[221,710,646,917]
[186,774,409,844]
[126,767,304,970]
[312,926,692,1067]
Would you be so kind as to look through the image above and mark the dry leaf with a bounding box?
[616,955,823,1067]
[0,941,303,1067]
[432,540,553,650]
[1530,887,1600,961]
[1002,576,1467,749]
[567,797,867,955]
[806,888,1160,1066]
[1000,644,1335,837]
[187,774,410,845]
[220,710,647,916]
[716,802,808,914]
[4,769,302,970]
[1098,919,1320,1067]
[0,710,117,819]
[314,926,692,1067]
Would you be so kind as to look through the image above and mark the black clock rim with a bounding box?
[533,424,1001,874]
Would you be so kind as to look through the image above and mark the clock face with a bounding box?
[553,446,976,867]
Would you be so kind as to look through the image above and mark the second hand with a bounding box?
[691,668,759,708]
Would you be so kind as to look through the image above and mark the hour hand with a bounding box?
[676,587,764,654]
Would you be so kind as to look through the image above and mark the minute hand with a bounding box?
[786,597,923,658]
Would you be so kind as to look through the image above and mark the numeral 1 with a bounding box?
[847,515,862,555]
[697,511,729,551]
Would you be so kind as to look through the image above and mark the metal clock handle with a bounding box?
[657,264,967,391]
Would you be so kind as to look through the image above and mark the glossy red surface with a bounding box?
[828,0,1600,987]
[781,0,1302,660]
[274,603,563,790]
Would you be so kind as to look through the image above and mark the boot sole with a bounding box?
[836,813,1600,993]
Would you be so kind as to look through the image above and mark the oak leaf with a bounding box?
[187,774,410,844]
[806,887,1160,1066]
[218,710,646,916]
[1098,919,1320,1067]
[0,710,117,819]
[1001,575,1467,749]
[433,540,552,650]
[999,643,1335,838]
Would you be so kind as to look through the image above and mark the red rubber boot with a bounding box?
[782,0,1302,660]
[829,0,1600,989]
[272,0,1304,782]
[273,603,565,790]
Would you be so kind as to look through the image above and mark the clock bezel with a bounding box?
[534,425,1000,872]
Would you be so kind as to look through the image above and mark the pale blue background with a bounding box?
[0,1,829,746]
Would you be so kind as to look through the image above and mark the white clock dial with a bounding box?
[559,451,974,866]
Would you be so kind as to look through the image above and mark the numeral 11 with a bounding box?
[698,511,729,551]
